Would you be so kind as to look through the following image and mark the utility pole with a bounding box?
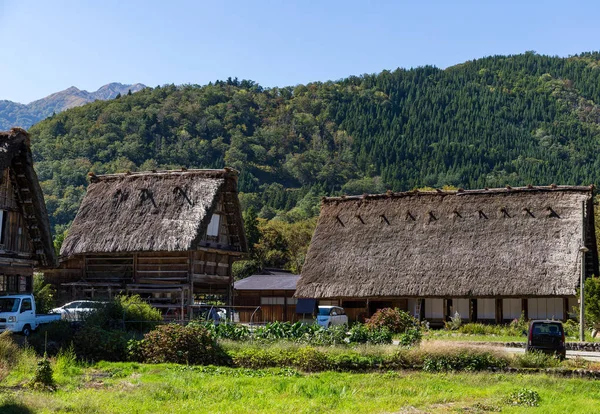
[580,201,589,342]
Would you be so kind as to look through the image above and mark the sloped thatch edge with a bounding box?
[0,128,56,267]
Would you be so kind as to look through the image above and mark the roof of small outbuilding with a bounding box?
[234,270,300,291]
[295,186,598,299]
[0,128,56,267]
[60,168,247,257]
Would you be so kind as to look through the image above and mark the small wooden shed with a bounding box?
[234,270,300,323]
[296,186,599,324]
[0,128,56,294]
[47,168,247,314]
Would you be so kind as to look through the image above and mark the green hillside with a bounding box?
[29,52,600,241]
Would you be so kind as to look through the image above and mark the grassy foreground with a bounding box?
[2,361,600,414]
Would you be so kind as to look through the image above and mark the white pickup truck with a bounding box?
[0,294,61,336]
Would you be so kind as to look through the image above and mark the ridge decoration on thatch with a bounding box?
[60,168,247,257]
[295,186,599,299]
[0,128,56,267]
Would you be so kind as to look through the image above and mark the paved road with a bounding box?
[502,346,600,362]
[397,340,600,362]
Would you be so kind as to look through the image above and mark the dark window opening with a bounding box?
[0,210,7,245]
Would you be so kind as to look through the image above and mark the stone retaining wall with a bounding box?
[501,341,600,351]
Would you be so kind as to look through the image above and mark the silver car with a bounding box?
[50,300,106,321]
[316,306,348,328]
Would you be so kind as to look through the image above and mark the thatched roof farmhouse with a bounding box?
[0,129,56,294]
[296,186,598,323]
[48,168,247,316]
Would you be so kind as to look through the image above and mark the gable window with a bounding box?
[207,214,220,237]
[0,210,7,246]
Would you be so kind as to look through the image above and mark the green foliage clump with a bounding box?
[83,294,162,333]
[33,273,56,314]
[198,321,251,341]
[584,276,600,328]
[444,312,463,331]
[422,350,508,372]
[202,320,392,346]
[231,260,259,281]
[562,319,579,337]
[29,357,56,391]
[137,324,229,365]
[366,308,419,334]
[398,328,422,348]
[505,388,540,407]
[513,351,561,368]
[72,326,130,362]
[228,345,380,372]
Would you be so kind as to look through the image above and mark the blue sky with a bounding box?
[1,0,599,103]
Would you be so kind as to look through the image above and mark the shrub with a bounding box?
[72,326,130,362]
[138,323,229,365]
[33,273,56,314]
[563,319,579,338]
[291,346,329,372]
[398,328,422,348]
[444,312,463,330]
[29,357,56,391]
[84,295,162,333]
[366,308,418,334]
[53,346,81,381]
[509,312,528,332]
[422,350,508,372]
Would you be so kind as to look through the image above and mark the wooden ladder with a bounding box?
[221,191,242,251]
[414,299,422,321]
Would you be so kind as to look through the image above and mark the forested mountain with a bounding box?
[0,82,146,130]
[28,52,600,244]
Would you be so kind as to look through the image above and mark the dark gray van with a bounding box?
[526,320,566,359]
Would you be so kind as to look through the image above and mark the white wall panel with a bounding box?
[425,298,444,319]
[502,298,522,320]
[451,298,470,320]
[477,299,495,320]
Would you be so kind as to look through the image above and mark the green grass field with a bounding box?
[2,361,600,414]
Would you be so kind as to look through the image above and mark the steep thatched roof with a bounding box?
[296,186,598,299]
[60,168,247,257]
[0,128,56,267]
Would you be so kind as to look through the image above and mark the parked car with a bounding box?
[526,319,566,359]
[316,306,348,328]
[0,294,61,336]
[50,300,107,321]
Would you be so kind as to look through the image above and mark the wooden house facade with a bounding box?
[233,270,300,323]
[0,129,56,294]
[46,168,247,315]
[295,186,599,324]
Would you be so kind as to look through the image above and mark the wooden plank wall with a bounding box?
[0,169,34,255]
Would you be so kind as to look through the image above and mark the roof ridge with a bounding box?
[89,167,238,182]
[323,185,594,203]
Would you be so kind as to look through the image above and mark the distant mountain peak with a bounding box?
[0,83,147,130]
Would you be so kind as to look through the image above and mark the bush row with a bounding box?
[198,320,395,346]
[127,324,510,372]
